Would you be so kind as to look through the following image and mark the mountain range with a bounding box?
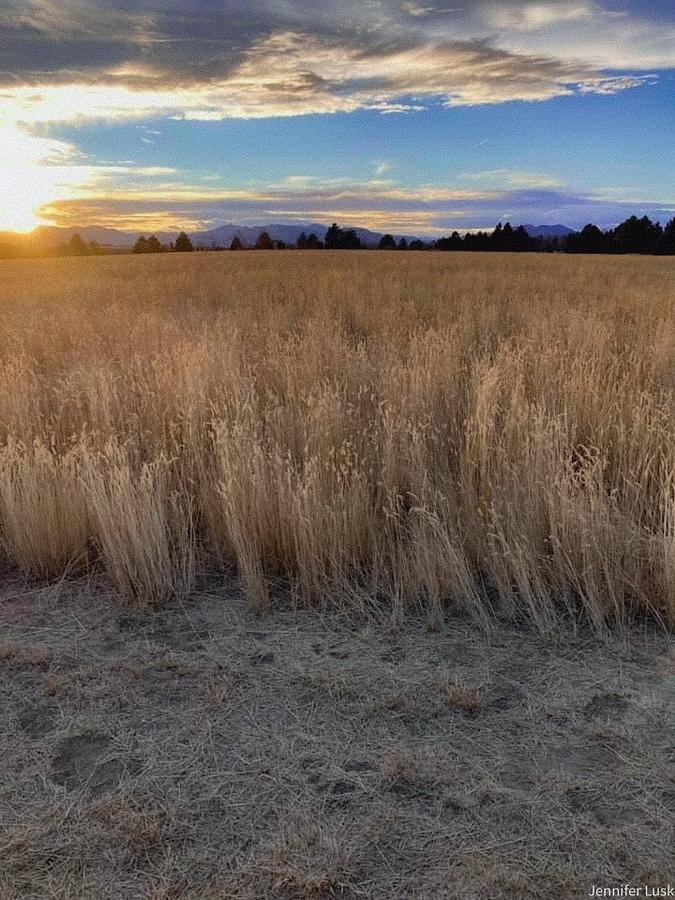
[521,224,575,238]
[1,222,576,250]
[190,222,422,248]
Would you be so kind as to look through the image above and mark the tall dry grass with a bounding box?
[0,250,673,632]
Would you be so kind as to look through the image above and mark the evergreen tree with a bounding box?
[512,225,533,252]
[341,229,361,250]
[324,223,361,249]
[656,218,675,255]
[325,223,341,249]
[134,235,164,253]
[378,234,396,250]
[565,224,608,254]
[435,232,463,251]
[255,231,274,250]
[65,234,88,256]
[175,231,194,252]
[610,215,662,254]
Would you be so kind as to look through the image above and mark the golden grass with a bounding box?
[0,250,673,631]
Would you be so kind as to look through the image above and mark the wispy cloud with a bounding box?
[372,161,392,176]
[481,1,595,31]
[459,170,563,188]
[33,174,675,236]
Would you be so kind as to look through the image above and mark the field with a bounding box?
[0,251,674,897]
[0,251,674,629]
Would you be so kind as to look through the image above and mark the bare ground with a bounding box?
[1,577,673,899]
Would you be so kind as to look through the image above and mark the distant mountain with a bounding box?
[29,225,139,247]
[3,225,181,249]
[522,224,575,238]
[2,221,580,255]
[191,222,417,248]
[27,222,328,250]
[4,221,419,251]
[190,223,303,248]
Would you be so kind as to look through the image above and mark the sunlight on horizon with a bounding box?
[0,125,84,232]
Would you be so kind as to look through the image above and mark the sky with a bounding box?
[0,0,673,235]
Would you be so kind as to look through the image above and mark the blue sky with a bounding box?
[0,0,673,234]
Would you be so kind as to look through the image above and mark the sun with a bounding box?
[0,125,90,232]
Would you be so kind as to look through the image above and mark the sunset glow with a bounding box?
[0,0,673,235]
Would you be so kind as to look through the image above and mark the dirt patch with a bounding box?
[50,733,142,796]
[0,577,673,899]
[18,703,58,738]
[583,691,630,720]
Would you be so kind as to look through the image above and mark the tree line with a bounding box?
[42,216,675,256]
[218,217,675,255]
[4,215,673,260]
[416,216,674,255]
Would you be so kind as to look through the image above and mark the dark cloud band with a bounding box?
[0,0,672,110]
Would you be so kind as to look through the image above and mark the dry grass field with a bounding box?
[0,251,674,898]
[0,250,674,630]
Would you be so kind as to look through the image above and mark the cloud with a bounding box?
[0,31,658,134]
[33,174,675,236]
[481,1,595,31]
[459,170,563,188]
[0,1,671,121]
[479,0,675,68]
[373,161,393,176]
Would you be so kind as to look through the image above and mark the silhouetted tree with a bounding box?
[175,231,194,252]
[489,221,518,251]
[610,215,662,254]
[512,225,534,252]
[491,222,504,250]
[566,224,609,254]
[324,223,341,249]
[324,223,361,250]
[296,231,308,249]
[409,239,426,251]
[462,231,490,251]
[378,234,396,250]
[341,229,361,250]
[255,231,274,250]
[230,236,244,250]
[397,237,408,250]
[306,233,323,249]
[656,218,675,255]
[435,231,463,251]
[133,235,164,253]
[64,234,88,256]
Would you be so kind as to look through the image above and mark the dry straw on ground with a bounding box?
[0,250,673,631]
[1,582,673,899]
